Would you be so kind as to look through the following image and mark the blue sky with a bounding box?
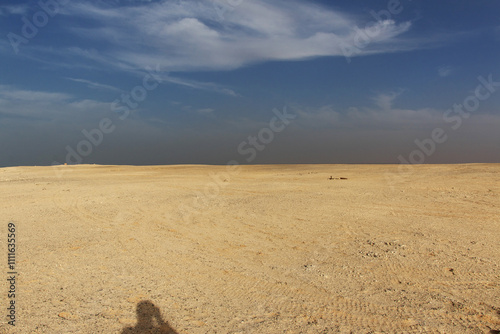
[0,0,499,166]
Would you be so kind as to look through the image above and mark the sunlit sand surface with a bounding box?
[1,164,499,333]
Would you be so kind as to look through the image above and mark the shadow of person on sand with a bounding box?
[121,300,178,334]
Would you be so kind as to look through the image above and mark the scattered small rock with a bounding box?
[193,320,206,327]
[58,312,78,320]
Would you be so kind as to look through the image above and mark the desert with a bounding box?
[0,163,499,333]
[2,0,500,333]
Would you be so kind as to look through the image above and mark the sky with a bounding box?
[0,0,499,167]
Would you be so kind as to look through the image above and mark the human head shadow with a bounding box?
[121,300,178,334]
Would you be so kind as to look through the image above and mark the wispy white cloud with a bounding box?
[55,0,420,73]
[372,91,402,111]
[0,5,29,16]
[0,85,108,119]
[66,78,122,92]
[2,1,462,97]
[0,85,71,103]
[162,75,240,96]
[0,0,469,102]
[438,65,454,77]
[293,92,441,130]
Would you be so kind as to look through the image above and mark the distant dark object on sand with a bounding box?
[329,176,348,180]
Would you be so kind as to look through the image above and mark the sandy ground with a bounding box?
[0,164,499,333]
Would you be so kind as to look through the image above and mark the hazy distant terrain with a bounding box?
[1,164,499,333]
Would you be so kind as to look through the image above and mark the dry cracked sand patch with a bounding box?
[0,164,499,333]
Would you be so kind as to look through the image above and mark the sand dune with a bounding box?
[1,164,499,333]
